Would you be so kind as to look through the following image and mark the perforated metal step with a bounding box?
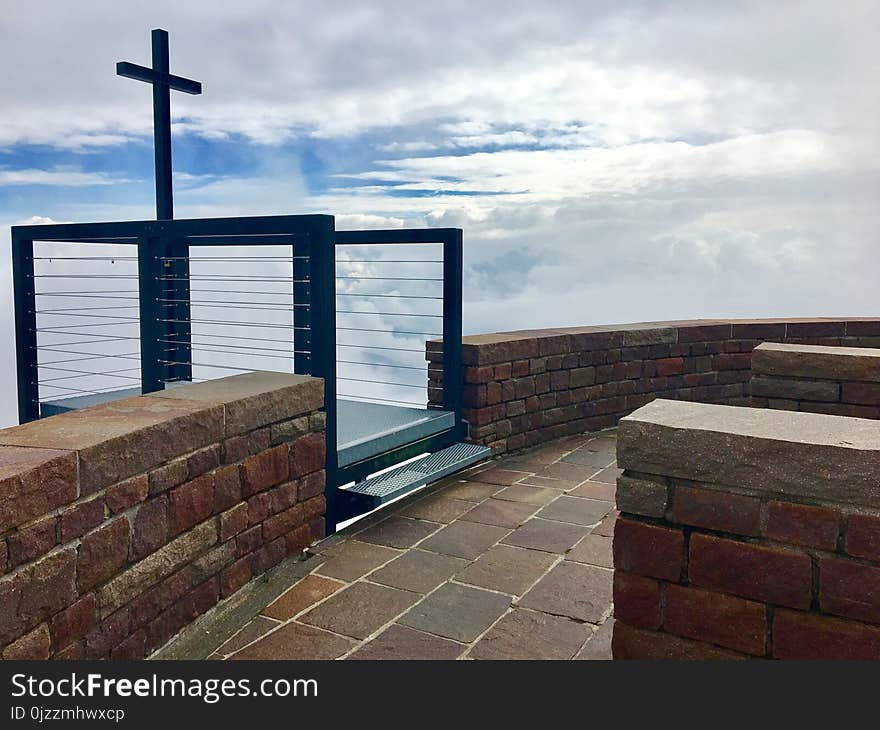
[343,442,491,506]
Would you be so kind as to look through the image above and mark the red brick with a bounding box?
[190,576,220,615]
[298,470,325,501]
[286,524,312,554]
[212,464,242,513]
[3,623,50,659]
[50,594,96,652]
[105,474,149,513]
[186,444,220,479]
[463,384,487,408]
[0,539,6,574]
[465,366,494,384]
[486,382,502,405]
[766,501,840,550]
[613,518,684,582]
[148,459,188,495]
[236,525,263,556]
[168,474,215,535]
[664,584,766,655]
[613,572,661,630]
[678,324,732,343]
[712,353,752,370]
[612,622,744,660]
[132,496,169,561]
[7,516,58,566]
[689,533,812,609]
[671,485,761,536]
[220,503,248,542]
[246,491,271,525]
[241,445,289,496]
[655,358,684,376]
[0,548,77,646]
[267,481,297,514]
[110,629,145,660]
[127,567,191,630]
[841,382,880,406]
[494,363,512,380]
[263,504,305,542]
[77,517,130,593]
[820,557,880,624]
[0,448,77,533]
[302,495,325,520]
[59,498,104,542]
[512,359,530,377]
[786,321,846,338]
[291,433,326,478]
[220,557,252,598]
[845,513,880,561]
[773,608,880,659]
[84,608,130,659]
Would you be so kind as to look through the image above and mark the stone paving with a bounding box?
[214,430,619,660]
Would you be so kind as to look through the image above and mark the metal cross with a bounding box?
[117,29,202,220]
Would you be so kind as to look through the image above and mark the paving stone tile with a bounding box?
[456,545,556,596]
[262,574,345,621]
[419,520,510,560]
[592,511,618,536]
[347,624,465,660]
[399,582,510,642]
[583,436,617,454]
[561,449,616,469]
[575,618,614,660]
[229,622,354,660]
[215,616,279,656]
[493,484,562,506]
[518,562,612,622]
[313,540,400,581]
[438,481,504,502]
[518,475,582,491]
[501,518,589,554]
[370,549,468,594]
[299,581,419,639]
[569,481,616,502]
[593,466,623,484]
[537,462,599,482]
[467,467,531,485]
[460,498,539,528]
[566,534,613,568]
[469,609,590,660]
[399,494,475,523]
[536,496,613,526]
[355,515,441,548]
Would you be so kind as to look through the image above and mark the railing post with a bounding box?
[443,229,464,435]
[163,236,192,384]
[293,237,312,376]
[138,235,166,393]
[12,231,39,423]
[309,219,339,531]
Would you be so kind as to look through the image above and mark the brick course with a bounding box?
[428,319,880,454]
[0,372,326,660]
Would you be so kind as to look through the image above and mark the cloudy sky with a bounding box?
[0,0,878,426]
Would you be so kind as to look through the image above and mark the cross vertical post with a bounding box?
[151,29,173,220]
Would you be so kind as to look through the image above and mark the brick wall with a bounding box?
[751,342,880,418]
[0,371,326,660]
[427,318,880,453]
[612,398,880,659]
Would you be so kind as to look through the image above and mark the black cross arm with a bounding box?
[116,61,202,95]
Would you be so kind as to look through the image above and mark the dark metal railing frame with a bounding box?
[11,215,465,532]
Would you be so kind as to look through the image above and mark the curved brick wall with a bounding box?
[428,318,880,452]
